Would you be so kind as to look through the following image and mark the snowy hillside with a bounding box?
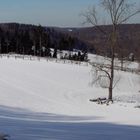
[0,55,140,140]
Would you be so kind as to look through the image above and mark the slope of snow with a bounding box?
[88,53,140,70]
[0,56,140,140]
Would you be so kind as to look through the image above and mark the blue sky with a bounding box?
[0,0,139,27]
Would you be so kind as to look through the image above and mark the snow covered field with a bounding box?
[0,56,140,140]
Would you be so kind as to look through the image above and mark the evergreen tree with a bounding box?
[53,48,57,58]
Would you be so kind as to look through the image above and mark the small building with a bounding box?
[129,53,134,61]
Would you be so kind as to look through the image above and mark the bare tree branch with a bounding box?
[119,10,140,24]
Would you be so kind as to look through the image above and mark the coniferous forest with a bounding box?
[0,23,89,61]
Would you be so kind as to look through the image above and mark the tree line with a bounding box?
[0,23,88,61]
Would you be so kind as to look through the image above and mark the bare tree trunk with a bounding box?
[39,36,42,57]
[109,54,114,100]
[121,57,123,70]
[109,87,112,100]
[108,22,116,100]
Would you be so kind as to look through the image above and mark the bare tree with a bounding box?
[83,0,140,101]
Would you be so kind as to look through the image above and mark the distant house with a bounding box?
[129,53,134,61]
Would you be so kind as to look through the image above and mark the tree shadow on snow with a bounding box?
[0,105,140,140]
